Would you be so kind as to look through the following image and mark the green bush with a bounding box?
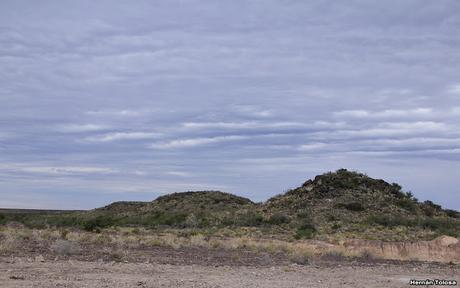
[395,198,417,213]
[267,212,289,225]
[391,183,402,191]
[326,214,339,221]
[421,206,435,217]
[331,223,341,230]
[389,183,406,198]
[368,215,459,236]
[294,222,316,239]
[295,209,312,219]
[82,220,100,232]
[148,212,187,227]
[420,218,460,237]
[48,216,82,227]
[424,200,441,211]
[232,210,264,227]
[82,216,117,232]
[444,209,459,218]
[335,202,365,212]
[419,218,457,230]
[367,215,413,227]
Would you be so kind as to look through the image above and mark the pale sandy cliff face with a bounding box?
[343,236,460,263]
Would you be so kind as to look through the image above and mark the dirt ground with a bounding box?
[1,256,458,288]
[1,229,459,287]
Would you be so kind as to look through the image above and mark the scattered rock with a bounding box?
[51,239,80,255]
[35,255,45,262]
[433,236,459,247]
[5,222,25,229]
[260,253,272,266]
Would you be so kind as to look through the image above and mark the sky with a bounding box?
[0,0,459,210]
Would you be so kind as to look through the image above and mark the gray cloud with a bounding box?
[85,132,162,142]
[0,0,459,209]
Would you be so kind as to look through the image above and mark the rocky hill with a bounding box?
[1,169,458,241]
[263,169,459,241]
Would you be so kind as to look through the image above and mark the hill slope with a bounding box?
[263,169,459,240]
[1,169,458,241]
[84,191,257,229]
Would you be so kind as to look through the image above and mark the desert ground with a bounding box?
[1,256,458,288]
[0,227,459,288]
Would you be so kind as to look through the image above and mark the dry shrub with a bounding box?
[93,233,113,245]
[0,233,18,254]
[4,222,25,229]
[51,239,80,255]
[37,229,60,241]
[124,235,142,248]
[189,234,208,247]
[109,249,129,262]
[60,229,70,239]
[144,238,163,247]
[66,231,92,243]
[15,229,33,241]
[144,234,183,249]
[358,250,378,262]
[289,251,311,265]
[320,251,347,261]
[110,234,140,248]
[209,239,222,249]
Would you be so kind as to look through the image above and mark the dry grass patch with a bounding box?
[51,239,80,255]
[0,226,395,264]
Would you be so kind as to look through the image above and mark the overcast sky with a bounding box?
[1,0,459,210]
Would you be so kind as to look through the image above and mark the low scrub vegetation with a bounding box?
[0,226,383,264]
[1,169,459,242]
[367,215,460,237]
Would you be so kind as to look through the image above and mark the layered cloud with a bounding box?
[86,132,161,142]
[334,108,434,119]
[151,135,248,149]
[55,124,109,133]
[0,164,116,176]
[1,0,459,209]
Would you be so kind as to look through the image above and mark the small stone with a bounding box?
[35,255,45,262]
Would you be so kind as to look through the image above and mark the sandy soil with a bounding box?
[1,257,458,288]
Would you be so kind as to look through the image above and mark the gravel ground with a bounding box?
[1,257,458,288]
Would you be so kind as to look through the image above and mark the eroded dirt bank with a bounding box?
[1,257,458,288]
[343,235,460,263]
